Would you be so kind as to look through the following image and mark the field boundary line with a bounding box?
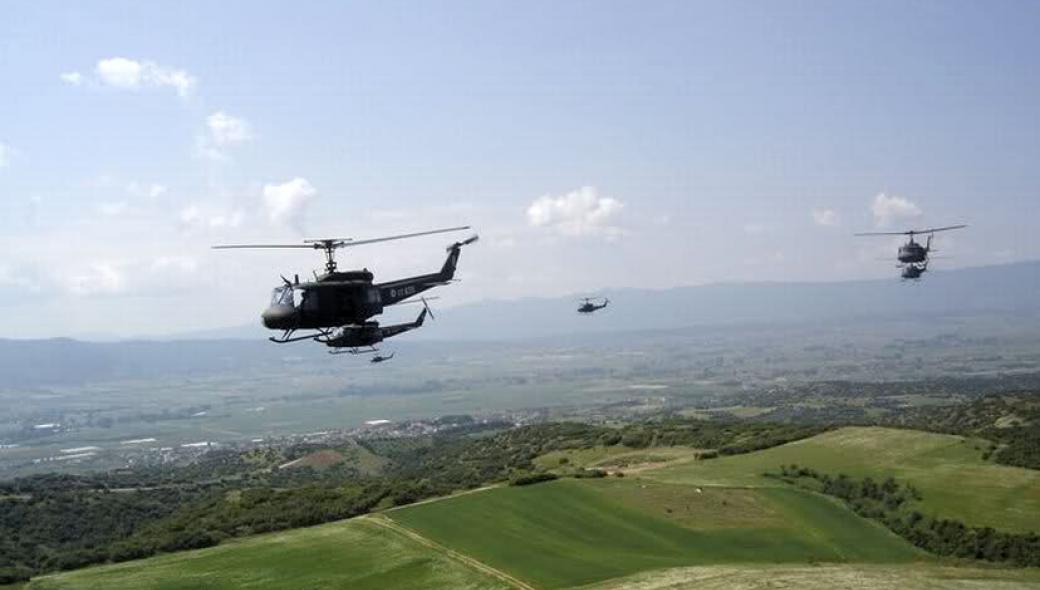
[363,514,536,590]
[383,483,501,511]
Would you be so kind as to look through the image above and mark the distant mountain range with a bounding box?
[415,260,1040,341]
[2,260,1038,388]
[172,260,1040,342]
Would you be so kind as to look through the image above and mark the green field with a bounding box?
[388,478,921,589]
[644,426,1040,533]
[582,564,1040,589]
[24,518,508,590]
[22,426,1040,590]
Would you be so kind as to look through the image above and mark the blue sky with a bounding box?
[1,1,1038,337]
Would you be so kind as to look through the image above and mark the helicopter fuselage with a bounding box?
[262,272,384,330]
[897,241,928,264]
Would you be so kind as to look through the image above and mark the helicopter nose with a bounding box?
[261,305,297,329]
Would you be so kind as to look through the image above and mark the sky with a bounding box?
[1,0,1039,338]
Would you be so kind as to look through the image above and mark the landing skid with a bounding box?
[269,328,332,344]
[328,346,379,356]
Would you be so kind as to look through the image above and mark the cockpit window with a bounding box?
[270,286,295,307]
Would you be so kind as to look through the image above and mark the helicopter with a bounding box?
[855,224,965,279]
[370,352,395,364]
[321,302,430,355]
[214,227,478,344]
[901,261,927,280]
[577,297,609,314]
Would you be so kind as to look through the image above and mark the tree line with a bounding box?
[772,465,1040,567]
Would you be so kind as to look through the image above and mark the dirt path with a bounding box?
[363,514,537,590]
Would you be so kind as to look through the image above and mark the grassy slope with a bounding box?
[388,478,920,589]
[25,519,508,590]
[581,564,1040,590]
[644,426,1040,533]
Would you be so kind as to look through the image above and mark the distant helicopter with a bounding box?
[370,352,395,364]
[855,225,965,279]
[577,297,609,314]
[214,227,478,344]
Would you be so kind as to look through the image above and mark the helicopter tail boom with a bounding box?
[377,235,477,306]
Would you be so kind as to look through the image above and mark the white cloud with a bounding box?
[263,178,316,230]
[526,186,624,237]
[872,192,922,227]
[179,204,202,227]
[178,204,243,231]
[92,57,197,97]
[58,257,200,298]
[96,58,142,88]
[195,112,252,161]
[207,112,252,146]
[811,208,840,227]
[64,263,124,297]
[60,72,83,86]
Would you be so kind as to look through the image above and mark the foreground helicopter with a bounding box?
[577,297,609,314]
[214,227,477,344]
[855,224,965,280]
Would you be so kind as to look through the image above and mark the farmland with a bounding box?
[645,427,1040,533]
[24,518,508,590]
[388,478,921,589]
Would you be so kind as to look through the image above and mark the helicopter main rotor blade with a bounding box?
[213,226,471,251]
[854,224,966,237]
[914,224,967,234]
[212,244,317,249]
[305,226,471,249]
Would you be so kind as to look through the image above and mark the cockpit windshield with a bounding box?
[270,286,295,307]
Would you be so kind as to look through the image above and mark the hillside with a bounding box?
[23,518,508,590]
[19,423,1040,589]
[646,426,1040,533]
[388,478,919,589]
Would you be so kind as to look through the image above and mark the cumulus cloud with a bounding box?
[59,72,83,85]
[178,204,244,231]
[64,263,124,297]
[206,112,252,146]
[811,208,840,227]
[195,112,253,161]
[263,178,316,230]
[872,193,922,227]
[57,256,201,298]
[65,57,197,97]
[526,186,624,237]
